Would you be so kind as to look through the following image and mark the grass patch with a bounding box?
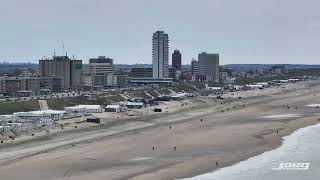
[104,95,125,102]
[48,96,112,110]
[129,92,151,99]
[48,95,126,110]
[171,84,197,93]
[157,89,171,95]
[147,90,159,98]
[0,100,40,115]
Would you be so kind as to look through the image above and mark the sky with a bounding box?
[1,0,320,65]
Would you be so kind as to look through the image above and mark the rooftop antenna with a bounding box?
[54,49,56,58]
[62,44,65,56]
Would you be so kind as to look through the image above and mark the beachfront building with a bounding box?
[198,52,219,82]
[105,105,121,112]
[126,102,144,109]
[87,56,117,87]
[39,56,82,91]
[190,59,199,81]
[168,67,177,81]
[0,77,40,96]
[172,49,182,71]
[191,59,199,75]
[130,68,153,78]
[40,77,64,92]
[89,56,114,75]
[152,31,169,79]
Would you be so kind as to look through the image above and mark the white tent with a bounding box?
[13,110,65,121]
[65,105,104,113]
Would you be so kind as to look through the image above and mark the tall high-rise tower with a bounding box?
[172,49,181,71]
[152,31,169,78]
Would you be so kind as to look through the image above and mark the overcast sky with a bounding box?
[1,0,320,65]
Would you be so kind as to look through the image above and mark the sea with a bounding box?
[185,123,320,180]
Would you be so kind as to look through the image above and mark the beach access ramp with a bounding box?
[38,100,49,110]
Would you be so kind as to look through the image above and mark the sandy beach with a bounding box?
[0,80,320,180]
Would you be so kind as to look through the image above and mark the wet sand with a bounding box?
[0,81,320,180]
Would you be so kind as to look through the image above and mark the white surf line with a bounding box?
[129,157,153,161]
[261,114,302,119]
[306,104,320,107]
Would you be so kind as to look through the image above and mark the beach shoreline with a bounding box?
[180,115,320,180]
[184,120,320,180]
